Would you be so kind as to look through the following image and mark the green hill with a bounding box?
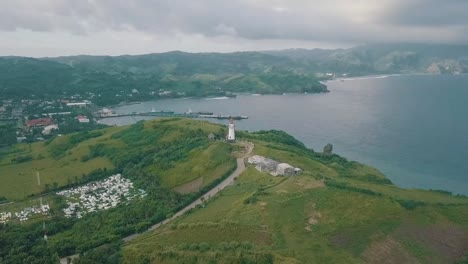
[0,119,235,201]
[3,43,468,104]
[120,122,468,264]
[0,55,327,105]
[0,119,467,263]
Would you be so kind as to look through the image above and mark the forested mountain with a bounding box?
[263,43,468,75]
[48,51,298,75]
[0,52,327,105]
[1,43,467,105]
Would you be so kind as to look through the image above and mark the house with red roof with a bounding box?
[26,118,53,127]
[76,115,90,123]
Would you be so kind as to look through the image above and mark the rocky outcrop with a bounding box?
[323,143,333,155]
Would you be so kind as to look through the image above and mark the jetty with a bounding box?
[96,109,248,120]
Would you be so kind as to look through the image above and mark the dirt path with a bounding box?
[61,141,253,263]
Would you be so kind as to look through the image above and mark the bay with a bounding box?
[100,74,468,195]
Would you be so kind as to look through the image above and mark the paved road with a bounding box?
[61,142,253,264]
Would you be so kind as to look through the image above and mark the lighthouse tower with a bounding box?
[226,118,236,142]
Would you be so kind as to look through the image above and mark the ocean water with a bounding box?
[100,74,468,195]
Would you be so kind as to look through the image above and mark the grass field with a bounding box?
[0,127,120,200]
[153,142,236,190]
[123,134,468,264]
[0,118,235,200]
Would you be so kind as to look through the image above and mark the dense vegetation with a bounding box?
[0,124,16,146]
[0,53,328,106]
[3,43,467,106]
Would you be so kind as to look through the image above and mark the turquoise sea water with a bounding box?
[100,74,468,195]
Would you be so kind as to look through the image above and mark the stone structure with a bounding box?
[323,143,333,155]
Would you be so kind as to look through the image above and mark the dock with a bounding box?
[97,111,248,120]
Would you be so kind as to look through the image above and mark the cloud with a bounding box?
[381,0,468,27]
[0,0,467,56]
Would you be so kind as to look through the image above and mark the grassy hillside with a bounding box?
[1,119,467,263]
[0,119,241,263]
[0,119,235,201]
[123,130,468,264]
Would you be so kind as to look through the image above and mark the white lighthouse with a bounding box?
[226,118,236,142]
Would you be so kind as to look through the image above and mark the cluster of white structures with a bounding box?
[57,174,146,218]
[0,204,50,224]
[0,212,12,224]
[248,155,302,176]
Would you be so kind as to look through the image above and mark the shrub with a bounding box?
[11,155,32,163]
[177,223,188,229]
[396,199,426,210]
[229,241,239,249]
[325,179,381,196]
[199,242,210,252]
[241,241,254,250]
[178,243,189,250]
[189,243,199,250]
[243,195,258,204]
[218,242,229,251]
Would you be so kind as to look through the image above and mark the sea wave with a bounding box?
[204,96,230,100]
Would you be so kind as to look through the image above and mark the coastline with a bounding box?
[323,72,434,83]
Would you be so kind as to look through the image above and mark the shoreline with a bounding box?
[323,72,433,82]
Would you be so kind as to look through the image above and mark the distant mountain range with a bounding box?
[0,43,467,104]
[46,43,468,76]
[262,43,468,75]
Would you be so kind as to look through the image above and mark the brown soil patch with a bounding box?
[395,223,468,263]
[362,237,420,264]
[231,151,245,158]
[174,177,203,194]
[304,203,321,231]
[332,233,352,248]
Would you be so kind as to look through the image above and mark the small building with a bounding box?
[26,118,53,127]
[276,163,296,176]
[66,101,91,107]
[43,112,72,117]
[159,91,172,96]
[76,115,90,123]
[42,124,59,135]
[248,155,301,177]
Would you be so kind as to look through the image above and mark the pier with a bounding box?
[96,110,248,120]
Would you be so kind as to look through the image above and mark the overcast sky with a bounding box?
[1,0,467,57]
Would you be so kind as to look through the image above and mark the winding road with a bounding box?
[60,141,253,264]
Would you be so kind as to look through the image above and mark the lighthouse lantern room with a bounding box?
[226,118,236,142]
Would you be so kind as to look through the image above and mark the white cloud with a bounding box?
[0,0,467,56]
